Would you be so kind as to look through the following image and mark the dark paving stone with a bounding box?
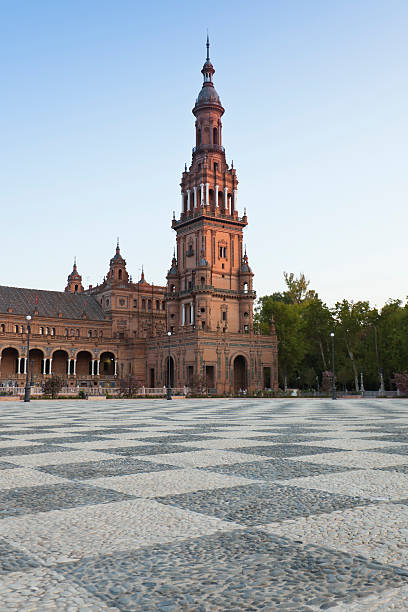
[367,446,408,455]
[131,435,218,443]
[0,538,41,574]
[155,483,371,525]
[250,435,331,443]
[38,458,180,480]
[56,528,408,611]
[29,435,116,444]
[376,464,408,474]
[362,435,408,443]
[228,444,345,458]
[0,445,71,457]
[96,445,203,456]
[0,483,135,518]
[0,461,20,470]
[202,459,357,481]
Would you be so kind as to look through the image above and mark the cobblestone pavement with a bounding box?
[0,399,408,610]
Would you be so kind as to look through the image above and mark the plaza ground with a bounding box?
[0,398,408,610]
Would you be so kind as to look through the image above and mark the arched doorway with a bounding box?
[29,349,44,378]
[100,352,115,376]
[1,348,19,377]
[233,355,247,392]
[52,350,68,376]
[165,356,174,387]
[76,351,92,376]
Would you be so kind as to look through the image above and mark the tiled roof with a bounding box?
[0,286,106,321]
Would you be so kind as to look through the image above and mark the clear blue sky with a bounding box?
[1,0,407,308]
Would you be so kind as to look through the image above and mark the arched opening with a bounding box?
[0,324,5,333]
[74,284,79,292]
[233,355,247,392]
[76,351,93,376]
[118,269,122,280]
[209,189,215,210]
[213,127,218,145]
[1,348,19,377]
[243,282,248,294]
[204,127,210,144]
[228,193,232,214]
[165,356,175,387]
[29,349,44,378]
[52,350,69,376]
[100,351,115,376]
[218,191,224,211]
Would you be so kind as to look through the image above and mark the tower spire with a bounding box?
[206,32,210,62]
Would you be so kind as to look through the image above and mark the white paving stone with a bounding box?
[0,499,242,564]
[288,450,408,468]
[0,567,117,612]
[0,468,70,490]
[279,468,408,500]
[4,450,122,467]
[88,467,258,497]
[142,449,274,468]
[260,502,408,568]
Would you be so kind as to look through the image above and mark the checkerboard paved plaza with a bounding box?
[0,399,408,611]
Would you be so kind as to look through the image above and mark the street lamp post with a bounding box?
[330,332,336,400]
[24,315,32,403]
[166,331,172,400]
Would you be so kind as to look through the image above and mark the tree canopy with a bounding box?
[256,273,408,391]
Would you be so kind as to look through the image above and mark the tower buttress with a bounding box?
[106,239,129,284]
[65,258,84,293]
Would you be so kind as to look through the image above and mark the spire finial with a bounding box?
[73,256,77,269]
[141,265,145,282]
[116,236,120,250]
[206,31,210,62]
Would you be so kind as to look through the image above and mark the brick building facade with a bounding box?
[0,40,278,394]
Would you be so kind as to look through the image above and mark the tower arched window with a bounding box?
[118,269,122,280]
[243,282,248,294]
[45,327,49,335]
[14,325,18,333]
[74,284,78,292]
[0,324,5,333]
[39,327,44,335]
[213,127,218,145]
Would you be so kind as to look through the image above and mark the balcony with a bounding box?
[192,144,225,154]
[165,285,256,299]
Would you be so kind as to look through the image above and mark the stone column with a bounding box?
[224,187,228,213]
[72,359,77,376]
[17,357,21,375]
[114,360,118,376]
[67,358,71,375]
[215,185,219,207]
[97,360,100,375]
[205,183,209,206]
[233,189,237,213]
[91,359,95,376]
[193,186,197,208]
[200,183,204,206]
[191,301,194,325]
[49,358,53,375]
[181,304,185,326]
[181,191,184,212]
[23,357,27,374]
[187,189,191,211]
[42,359,46,375]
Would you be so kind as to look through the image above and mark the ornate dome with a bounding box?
[196,83,221,107]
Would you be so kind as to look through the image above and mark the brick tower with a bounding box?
[147,39,278,393]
